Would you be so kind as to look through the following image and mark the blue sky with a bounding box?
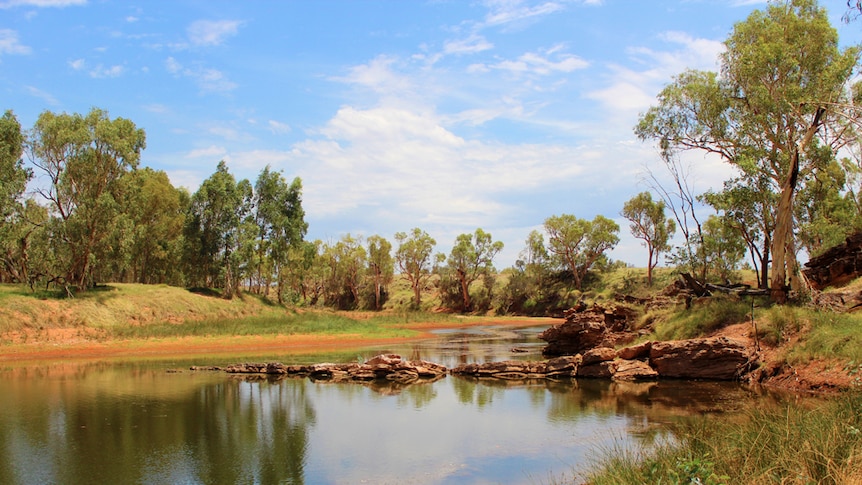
[1,0,858,268]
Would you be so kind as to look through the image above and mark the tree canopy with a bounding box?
[636,0,861,302]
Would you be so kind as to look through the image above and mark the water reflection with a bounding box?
[0,364,316,485]
[0,326,783,484]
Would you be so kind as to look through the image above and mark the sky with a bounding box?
[1,0,859,269]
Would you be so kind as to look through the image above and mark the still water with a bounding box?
[0,325,772,484]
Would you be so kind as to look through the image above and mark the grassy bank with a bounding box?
[582,392,862,484]
[0,283,469,344]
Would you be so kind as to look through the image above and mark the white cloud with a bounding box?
[488,47,589,75]
[292,106,590,230]
[586,80,655,113]
[24,85,58,105]
[0,0,85,7]
[444,34,494,55]
[187,19,242,47]
[68,58,84,70]
[482,0,566,27]
[268,120,291,134]
[164,56,237,93]
[0,29,31,55]
[142,103,170,114]
[338,55,413,96]
[165,56,182,74]
[586,31,725,117]
[89,64,124,78]
[185,145,227,159]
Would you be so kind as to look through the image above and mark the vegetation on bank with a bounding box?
[582,392,862,485]
[0,282,469,343]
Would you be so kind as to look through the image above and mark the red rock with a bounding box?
[617,341,652,360]
[582,347,617,365]
[649,337,754,380]
[613,359,658,381]
[577,361,617,378]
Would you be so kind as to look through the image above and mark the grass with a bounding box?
[651,297,752,340]
[582,392,862,484]
[0,282,469,343]
[785,310,862,365]
[105,310,420,340]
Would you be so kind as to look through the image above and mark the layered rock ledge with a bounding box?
[217,353,448,384]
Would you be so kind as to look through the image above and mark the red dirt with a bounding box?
[707,321,856,394]
[0,317,558,363]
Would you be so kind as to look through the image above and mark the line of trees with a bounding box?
[2,1,861,310]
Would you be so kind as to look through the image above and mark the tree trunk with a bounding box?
[770,162,797,303]
[458,270,471,312]
[412,281,421,308]
[646,247,655,286]
[770,108,825,303]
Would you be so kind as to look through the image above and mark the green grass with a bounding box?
[652,297,752,340]
[786,310,862,365]
[106,310,420,340]
[583,392,862,484]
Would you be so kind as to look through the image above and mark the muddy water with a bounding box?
[0,325,774,484]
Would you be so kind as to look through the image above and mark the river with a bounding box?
[0,324,776,484]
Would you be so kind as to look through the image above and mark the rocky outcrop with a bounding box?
[223,354,447,384]
[450,356,581,379]
[803,231,862,290]
[648,337,755,380]
[206,336,757,387]
[613,359,659,381]
[539,304,637,356]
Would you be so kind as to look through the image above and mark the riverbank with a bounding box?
[0,282,555,362]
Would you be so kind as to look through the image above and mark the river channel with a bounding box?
[0,324,778,484]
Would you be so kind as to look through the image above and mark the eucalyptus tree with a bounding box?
[446,228,503,312]
[636,0,861,302]
[322,234,366,308]
[252,165,307,301]
[701,176,775,288]
[395,228,436,308]
[184,161,253,298]
[544,214,619,291]
[621,192,675,285]
[122,168,187,284]
[700,215,747,283]
[0,110,31,283]
[28,108,146,291]
[366,235,394,310]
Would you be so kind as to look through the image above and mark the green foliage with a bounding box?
[637,0,861,302]
[544,213,620,291]
[442,228,503,312]
[28,108,146,290]
[321,234,367,309]
[251,165,307,303]
[796,158,862,258]
[183,161,257,298]
[395,228,436,309]
[0,110,34,284]
[366,235,394,311]
[667,215,747,284]
[621,191,675,286]
[585,393,862,484]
